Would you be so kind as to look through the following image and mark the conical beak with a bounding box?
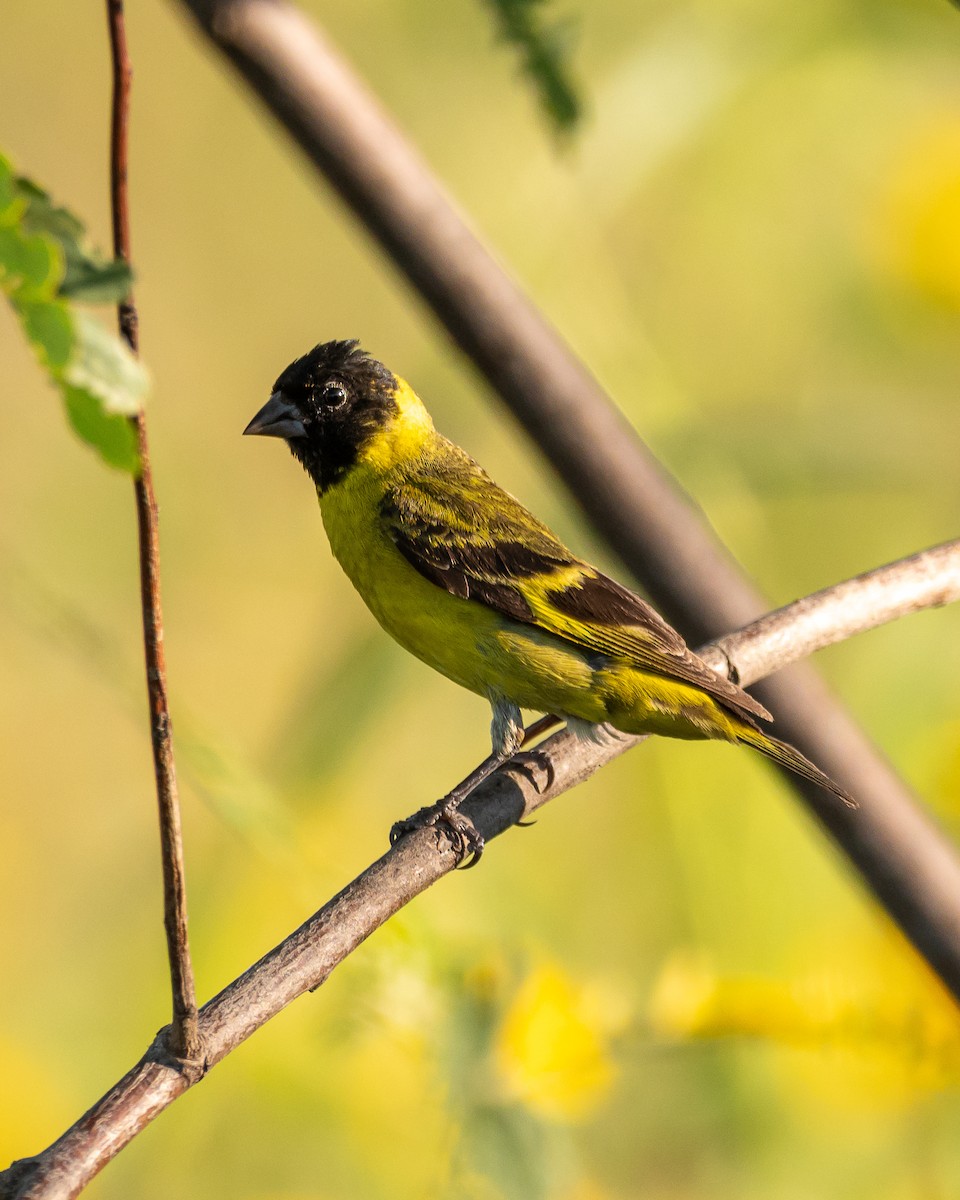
[244,392,307,439]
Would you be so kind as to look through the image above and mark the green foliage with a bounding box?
[0,151,146,472]
[481,0,582,133]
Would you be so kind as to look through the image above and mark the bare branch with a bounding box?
[5,539,957,1200]
[713,538,960,684]
[107,0,201,1064]
[172,0,960,995]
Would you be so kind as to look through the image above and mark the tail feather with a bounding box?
[736,726,858,808]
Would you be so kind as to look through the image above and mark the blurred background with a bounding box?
[3,1,960,1196]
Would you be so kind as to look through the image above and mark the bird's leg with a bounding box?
[390,700,526,865]
[508,713,563,802]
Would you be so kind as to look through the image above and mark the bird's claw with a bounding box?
[389,804,432,847]
[440,805,485,868]
[507,748,555,794]
[389,746,553,865]
[390,798,485,868]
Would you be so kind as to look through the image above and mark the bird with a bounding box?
[245,339,854,862]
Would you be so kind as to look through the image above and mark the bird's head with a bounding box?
[244,340,405,491]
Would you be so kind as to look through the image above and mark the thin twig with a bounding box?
[174,0,960,993]
[107,0,201,1065]
[713,538,960,683]
[4,538,958,1200]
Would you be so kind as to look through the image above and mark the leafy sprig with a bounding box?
[0,152,147,472]
[482,0,582,134]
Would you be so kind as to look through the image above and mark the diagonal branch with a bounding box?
[4,538,958,1200]
[172,0,960,992]
[107,0,201,1064]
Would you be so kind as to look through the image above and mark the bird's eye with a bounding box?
[322,383,347,408]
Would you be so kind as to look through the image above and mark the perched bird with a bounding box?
[245,340,854,860]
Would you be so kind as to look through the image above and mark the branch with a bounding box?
[713,538,960,683]
[5,539,958,1200]
[107,0,201,1064]
[172,0,960,994]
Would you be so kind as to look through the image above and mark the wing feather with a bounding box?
[381,444,770,726]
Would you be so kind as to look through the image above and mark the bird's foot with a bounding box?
[507,748,555,792]
[503,749,555,825]
[390,797,485,868]
[389,740,553,863]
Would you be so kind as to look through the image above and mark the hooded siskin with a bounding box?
[245,339,854,823]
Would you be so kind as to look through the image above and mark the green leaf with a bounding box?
[21,299,74,370]
[14,174,132,306]
[0,225,63,296]
[62,385,140,473]
[0,153,20,220]
[15,176,86,246]
[0,149,145,473]
[482,0,583,134]
[60,257,133,304]
[66,312,148,416]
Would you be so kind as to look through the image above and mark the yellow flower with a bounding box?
[650,932,960,1115]
[494,962,628,1123]
[874,116,960,310]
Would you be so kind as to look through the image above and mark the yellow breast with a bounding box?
[318,464,598,715]
[316,380,603,716]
